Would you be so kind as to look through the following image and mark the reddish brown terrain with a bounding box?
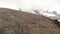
[0,8,60,34]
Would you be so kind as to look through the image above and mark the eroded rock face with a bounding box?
[0,8,60,34]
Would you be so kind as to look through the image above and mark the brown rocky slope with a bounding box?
[0,8,60,34]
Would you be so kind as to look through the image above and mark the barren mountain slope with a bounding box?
[0,8,60,34]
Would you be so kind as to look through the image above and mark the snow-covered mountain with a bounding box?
[30,9,56,17]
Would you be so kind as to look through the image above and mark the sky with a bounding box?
[0,0,60,14]
[0,0,19,10]
[19,0,60,14]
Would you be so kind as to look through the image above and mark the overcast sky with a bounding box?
[0,0,60,14]
[18,0,60,14]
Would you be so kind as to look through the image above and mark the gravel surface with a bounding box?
[0,8,60,34]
